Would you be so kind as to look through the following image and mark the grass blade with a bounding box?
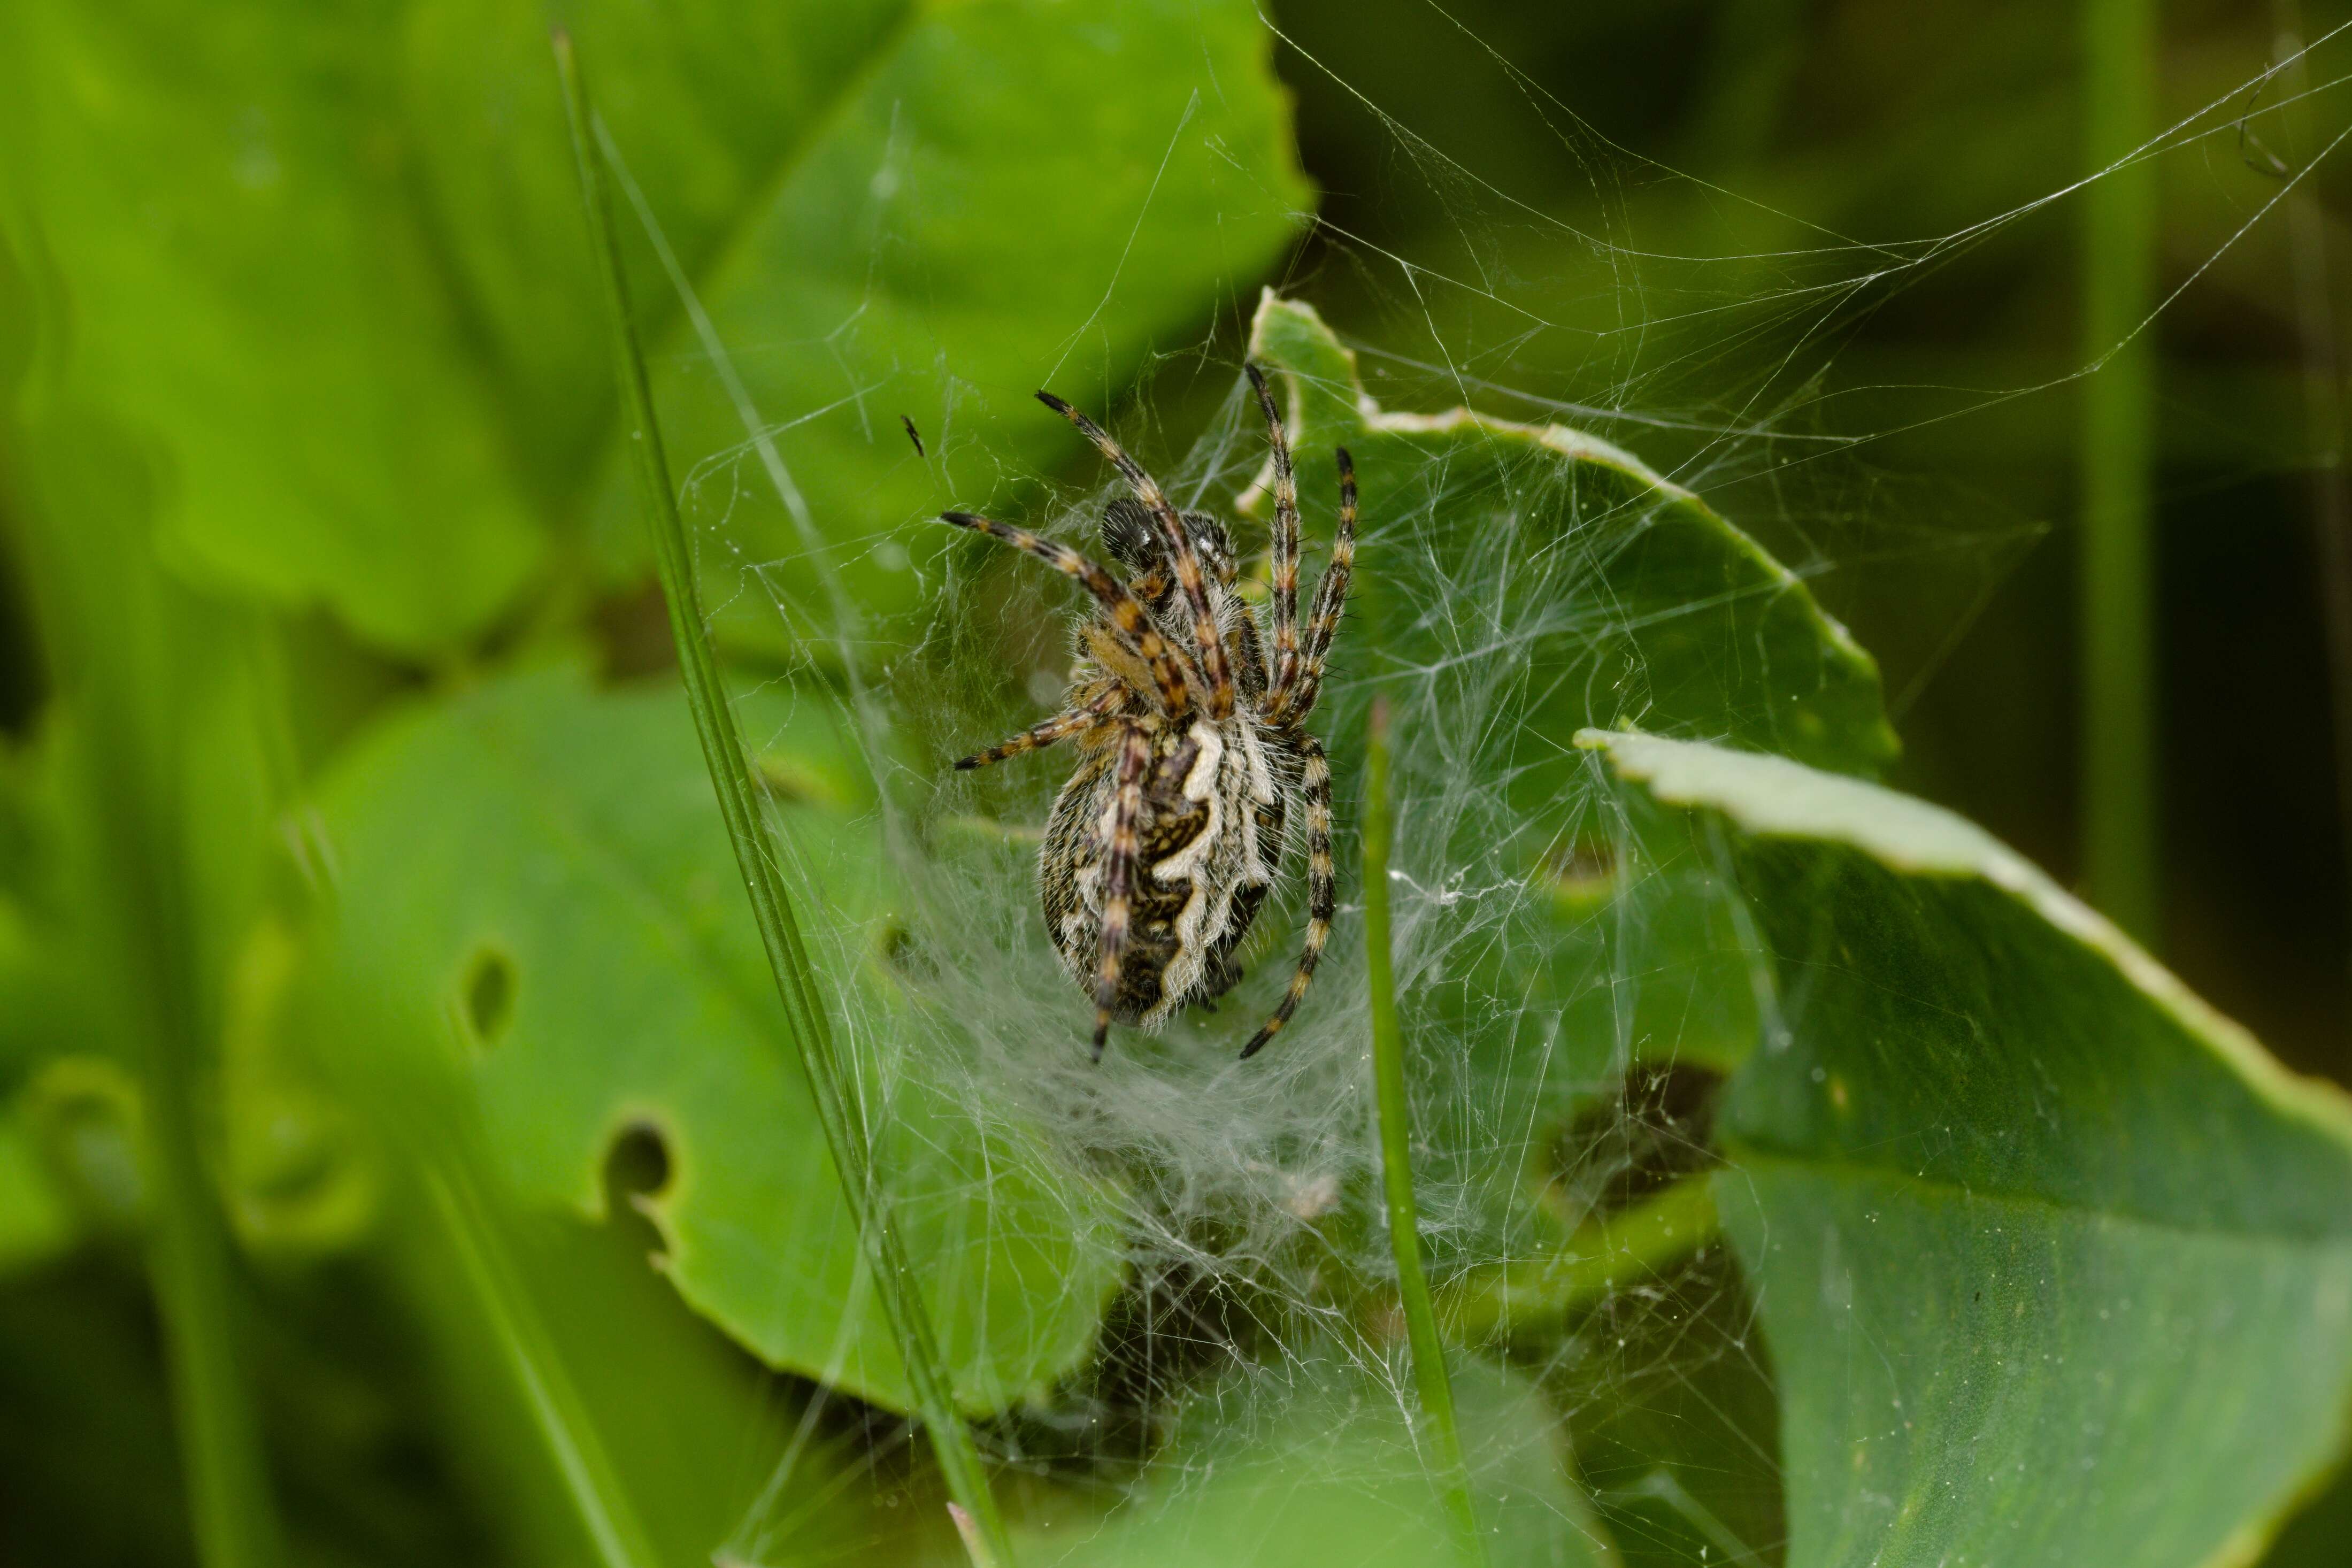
[550,32,1015,1567]
[141,969,287,1568]
[5,371,289,1564]
[425,1158,662,1568]
[1363,693,1487,1568]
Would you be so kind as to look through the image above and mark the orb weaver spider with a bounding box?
[941,367,1357,1060]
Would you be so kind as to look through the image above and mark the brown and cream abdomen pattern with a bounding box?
[1040,716,1291,1027]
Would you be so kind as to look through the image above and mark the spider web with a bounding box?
[601,11,2352,1564]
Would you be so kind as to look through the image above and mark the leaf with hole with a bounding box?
[304,665,1126,1414]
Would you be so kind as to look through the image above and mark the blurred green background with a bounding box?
[6,0,2352,1564]
[1272,0,2352,1090]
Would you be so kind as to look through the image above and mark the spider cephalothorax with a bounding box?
[942,367,1357,1060]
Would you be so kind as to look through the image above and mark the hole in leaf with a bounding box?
[602,1121,674,1266]
[604,1121,672,1204]
[462,947,516,1048]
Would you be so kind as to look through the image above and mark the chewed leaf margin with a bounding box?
[1245,293,1899,778]
[299,665,1127,1417]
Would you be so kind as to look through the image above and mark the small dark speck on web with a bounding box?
[900,413,925,457]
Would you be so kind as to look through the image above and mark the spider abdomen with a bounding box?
[1040,717,1289,1028]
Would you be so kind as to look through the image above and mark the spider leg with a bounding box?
[1036,391,1235,722]
[939,511,1195,717]
[1246,364,1303,702]
[1092,723,1153,1062]
[1272,447,1358,724]
[1239,729,1334,1060]
[955,688,1119,770]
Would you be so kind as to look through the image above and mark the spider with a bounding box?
[940,367,1357,1061]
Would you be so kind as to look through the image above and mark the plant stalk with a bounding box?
[1443,1177,1720,1346]
[2079,0,2162,944]
[552,33,1015,1567]
[93,709,284,1568]
[426,1160,661,1568]
[7,380,288,1564]
[138,929,287,1568]
[1364,693,1487,1568]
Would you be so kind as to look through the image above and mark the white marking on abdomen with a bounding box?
[1137,720,1229,1026]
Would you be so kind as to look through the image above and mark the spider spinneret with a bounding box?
[941,366,1358,1061]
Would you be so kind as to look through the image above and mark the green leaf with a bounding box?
[1246,295,1897,786]
[2258,1458,2352,1568]
[389,1179,909,1568]
[305,664,1124,1414]
[220,921,381,1260]
[2,1,545,652]
[399,0,917,495]
[405,0,1311,654]
[1563,1248,1787,1568]
[1580,727,2352,1568]
[1054,1356,1617,1568]
[5,0,1304,658]
[1235,296,1889,1250]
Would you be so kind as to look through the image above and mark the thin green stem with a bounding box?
[11,385,287,1563]
[946,1503,1000,1568]
[97,714,283,1568]
[1443,1177,1720,1347]
[139,984,286,1568]
[552,33,1014,1567]
[2079,0,2161,944]
[1364,694,1487,1568]
[426,1161,660,1568]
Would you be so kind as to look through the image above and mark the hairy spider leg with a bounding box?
[1035,391,1236,722]
[939,511,1195,717]
[1245,364,1304,700]
[1239,729,1334,1059]
[955,687,1120,771]
[1274,447,1358,724]
[1126,566,1170,603]
[1093,724,1153,1062]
